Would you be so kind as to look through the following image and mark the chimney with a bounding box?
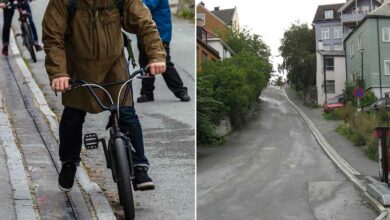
[214,6,220,11]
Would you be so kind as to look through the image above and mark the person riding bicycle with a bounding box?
[0,0,42,56]
[42,0,166,191]
[137,0,190,103]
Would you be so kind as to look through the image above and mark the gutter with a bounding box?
[377,18,383,98]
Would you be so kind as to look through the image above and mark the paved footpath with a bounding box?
[8,1,195,218]
[285,86,378,177]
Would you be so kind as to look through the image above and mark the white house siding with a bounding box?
[316,53,346,104]
[207,40,232,60]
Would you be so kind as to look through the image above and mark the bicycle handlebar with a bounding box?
[68,68,150,112]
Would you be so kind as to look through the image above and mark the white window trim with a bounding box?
[383,27,390,42]
[197,13,206,26]
[358,36,363,50]
[350,43,354,58]
[321,27,330,40]
[385,60,390,76]
[334,26,342,39]
[325,10,334,19]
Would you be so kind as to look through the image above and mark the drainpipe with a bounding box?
[323,54,328,103]
[377,18,383,98]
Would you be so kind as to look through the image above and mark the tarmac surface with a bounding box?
[197,86,377,220]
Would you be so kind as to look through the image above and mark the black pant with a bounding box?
[2,3,38,45]
[59,106,149,166]
[138,42,187,98]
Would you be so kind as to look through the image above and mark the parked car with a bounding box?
[363,98,390,112]
[323,96,344,113]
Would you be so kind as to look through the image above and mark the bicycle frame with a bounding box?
[70,68,149,177]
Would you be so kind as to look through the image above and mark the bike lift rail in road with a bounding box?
[367,127,390,206]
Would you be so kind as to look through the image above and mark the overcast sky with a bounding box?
[197,0,345,77]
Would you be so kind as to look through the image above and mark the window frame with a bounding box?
[324,57,334,71]
[334,26,342,39]
[383,27,390,42]
[321,27,330,40]
[324,10,334,19]
[325,80,336,93]
[385,60,390,76]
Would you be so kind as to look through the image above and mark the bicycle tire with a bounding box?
[22,22,36,62]
[113,137,135,220]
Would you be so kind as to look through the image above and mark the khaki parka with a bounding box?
[42,0,166,113]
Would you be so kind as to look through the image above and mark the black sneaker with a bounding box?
[58,162,77,192]
[178,93,191,102]
[34,44,43,51]
[134,166,155,191]
[2,46,8,56]
[137,94,154,103]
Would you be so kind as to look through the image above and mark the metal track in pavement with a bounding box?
[3,56,94,220]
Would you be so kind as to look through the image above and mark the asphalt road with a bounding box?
[10,1,195,219]
[197,87,377,220]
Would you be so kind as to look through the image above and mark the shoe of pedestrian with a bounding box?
[34,44,43,51]
[178,93,191,102]
[2,46,8,56]
[58,162,77,192]
[137,94,154,103]
[134,166,155,191]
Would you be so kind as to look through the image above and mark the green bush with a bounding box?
[364,137,378,160]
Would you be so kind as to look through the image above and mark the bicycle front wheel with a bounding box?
[113,137,135,220]
[21,22,36,62]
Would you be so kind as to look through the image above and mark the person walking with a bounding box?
[42,0,166,191]
[137,0,190,103]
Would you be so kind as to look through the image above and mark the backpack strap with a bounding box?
[123,32,137,68]
[66,0,77,24]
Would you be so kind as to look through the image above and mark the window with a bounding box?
[323,45,331,51]
[325,80,335,93]
[321,27,330,40]
[334,44,343,51]
[197,13,205,26]
[385,60,390,75]
[334,26,342,39]
[358,36,363,50]
[350,43,354,57]
[325,10,334,19]
[324,57,334,70]
[383,27,390,42]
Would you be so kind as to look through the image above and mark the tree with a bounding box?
[279,22,316,94]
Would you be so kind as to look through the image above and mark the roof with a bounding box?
[344,2,390,43]
[338,0,383,12]
[313,3,344,23]
[211,8,236,25]
[207,38,236,55]
[369,1,390,16]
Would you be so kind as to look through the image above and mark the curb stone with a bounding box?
[282,88,390,220]
[9,30,116,220]
[0,92,37,220]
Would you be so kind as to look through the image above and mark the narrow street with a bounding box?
[1,0,195,219]
[197,87,377,220]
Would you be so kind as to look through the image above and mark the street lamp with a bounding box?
[359,48,364,88]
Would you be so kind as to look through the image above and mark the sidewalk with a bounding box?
[285,86,378,177]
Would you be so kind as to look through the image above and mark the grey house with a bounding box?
[344,2,390,98]
[313,0,383,104]
[313,3,346,104]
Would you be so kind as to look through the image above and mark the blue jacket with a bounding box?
[143,0,172,43]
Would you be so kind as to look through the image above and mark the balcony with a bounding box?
[341,13,367,23]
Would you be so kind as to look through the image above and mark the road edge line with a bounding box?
[0,91,37,220]
[8,30,116,220]
[282,88,389,218]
